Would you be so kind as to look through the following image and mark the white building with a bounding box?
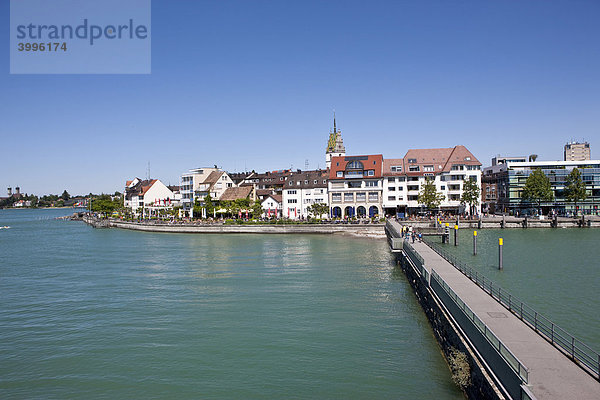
[328,155,384,218]
[124,178,175,217]
[180,168,219,217]
[196,170,235,201]
[381,146,482,216]
[282,170,329,219]
[261,194,282,218]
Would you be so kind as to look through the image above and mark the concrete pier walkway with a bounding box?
[399,224,600,399]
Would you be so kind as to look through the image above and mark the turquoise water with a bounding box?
[0,209,462,399]
[430,228,600,350]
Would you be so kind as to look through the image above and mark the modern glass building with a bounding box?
[485,160,600,215]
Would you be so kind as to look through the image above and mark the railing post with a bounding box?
[520,303,523,320]
[534,312,537,331]
[508,294,511,311]
[572,337,575,358]
[551,323,554,344]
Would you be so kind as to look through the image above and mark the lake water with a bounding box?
[0,209,462,399]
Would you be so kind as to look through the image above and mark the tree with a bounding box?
[251,200,263,219]
[460,178,481,217]
[565,168,587,216]
[418,178,445,212]
[521,168,554,209]
[307,202,329,219]
[91,194,118,216]
[61,190,70,201]
[528,154,538,162]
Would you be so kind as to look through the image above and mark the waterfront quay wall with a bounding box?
[100,220,385,237]
[394,250,506,400]
[400,216,599,230]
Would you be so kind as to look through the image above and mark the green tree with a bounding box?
[418,178,445,212]
[307,202,329,219]
[91,194,117,217]
[565,168,587,216]
[251,200,263,219]
[61,190,70,201]
[521,168,554,208]
[460,178,481,217]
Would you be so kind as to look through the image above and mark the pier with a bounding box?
[386,220,600,400]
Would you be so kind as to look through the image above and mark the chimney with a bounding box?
[7,187,12,196]
[15,187,20,195]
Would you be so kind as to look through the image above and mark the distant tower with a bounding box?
[15,187,20,195]
[564,141,591,161]
[7,187,12,196]
[325,112,346,169]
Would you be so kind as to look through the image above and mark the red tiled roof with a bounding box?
[402,146,481,176]
[329,155,383,180]
[220,186,254,201]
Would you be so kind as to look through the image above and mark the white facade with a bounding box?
[124,178,175,217]
[281,171,329,219]
[180,167,219,217]
[261,195,282,218]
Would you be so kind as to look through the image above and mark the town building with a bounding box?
[261,194,282,218]
[481,156,527,214]
[400,146,482,215]
[124,178,175,217]
[564,141,591,161]
[195,170,235,201]
[483,158,600,215]
[282,169,329,219]
[180,167,220,217]
[328,154,384,218]
[382,158,408,217]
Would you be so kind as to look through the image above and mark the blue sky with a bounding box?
[1,0,599,196]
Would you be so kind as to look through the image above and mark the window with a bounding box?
[368,192,379,202]
[356,192,366,202]
[287,190,297,195]
[289,182,294,186]
[314,180,318,184]
[336,171,343,177]
[424,165,434,172]
[297,181,301,185]
[332,193,342,202]
[388,196,396,201]
[408,158,417,163]
[398,186,403,191]
[424,173,434,177]
[344,193,354,202]
[397,177,406,182]
[388,177,395,183]
[280,177,284,181]
[305,180,308,184]
[441,185,446,190]
[389,186,396,191]
[348,181,362,188]
[346,160,364,170]
[365,181,378,187]
[409,166,420,172]
[288,199,298,204]
[323,180,327,184]
[391,166,402,172]
[451,165,465,171]
[367,170,374,176]
[331,182,344,189]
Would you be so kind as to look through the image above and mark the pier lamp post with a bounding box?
[473,231,477,255]
[498,238,503,270]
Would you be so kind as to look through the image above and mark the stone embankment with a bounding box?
[83,217,386,238]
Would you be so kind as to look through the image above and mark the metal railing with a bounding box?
[425,239,600,379]
[431,270,529,383]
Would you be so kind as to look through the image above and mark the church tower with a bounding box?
[325,112,345,169]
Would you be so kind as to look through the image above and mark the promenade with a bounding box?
[388,221,600,400]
